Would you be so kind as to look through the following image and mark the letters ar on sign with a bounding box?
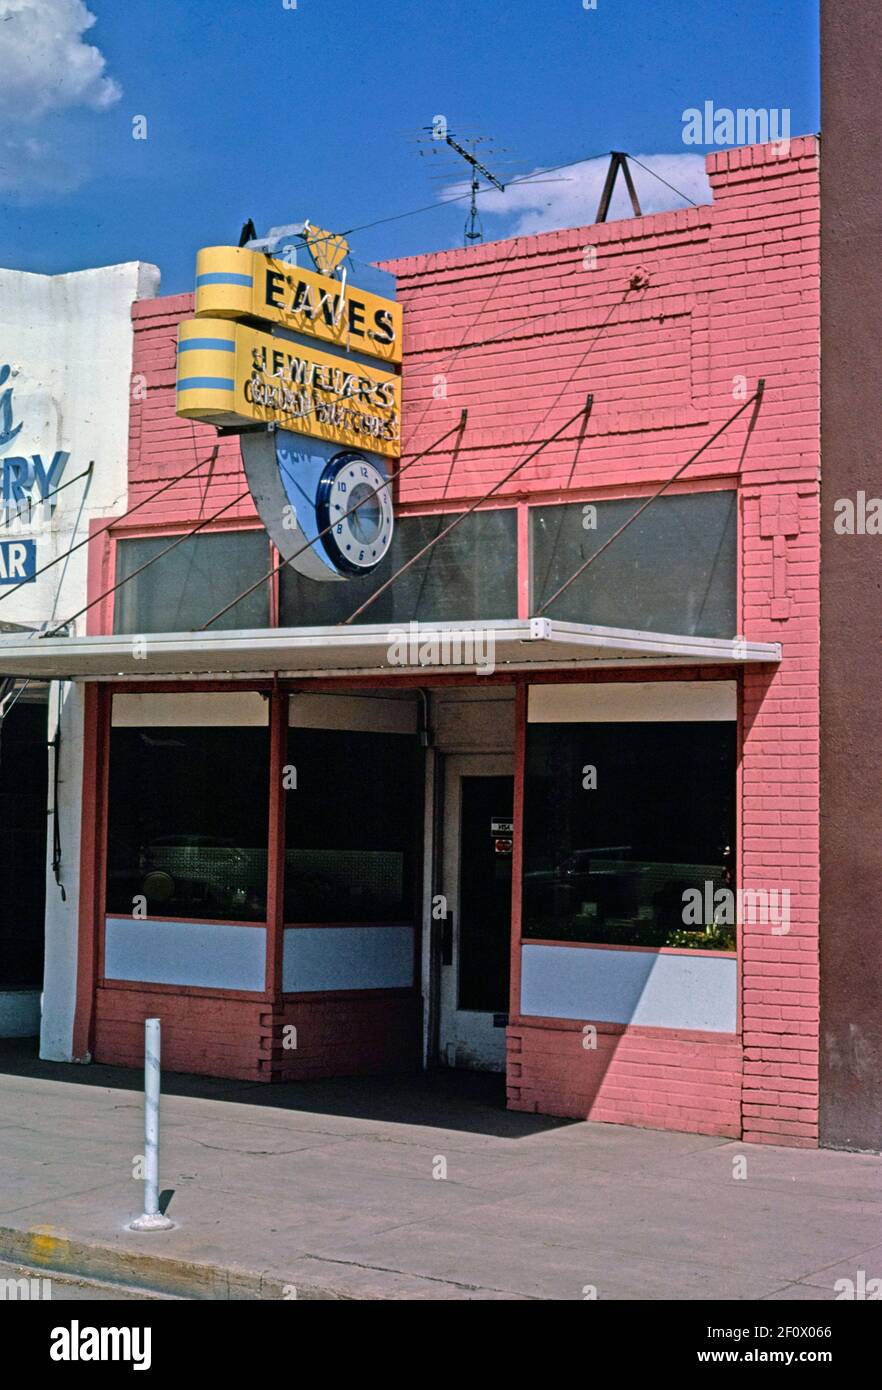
[0,539,36,583]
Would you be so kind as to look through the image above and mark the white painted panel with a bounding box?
[289,692,417,733]
[520,943,737,1032]
[0,261,159,1064]
[40,680,83,1061]
[0,991,41,1038]
[528,680,736,723]
[112,692,268,727]
[0,261,158,637]
[433,690,516,752]
[104,917,266,990]
[283,925,414,992]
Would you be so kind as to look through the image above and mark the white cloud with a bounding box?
[445,153,712,237]
[0,0,121,121]
[0,0,120,197]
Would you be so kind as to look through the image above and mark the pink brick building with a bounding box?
[4,137,821,1146]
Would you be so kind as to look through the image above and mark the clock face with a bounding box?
[316,450,394,575]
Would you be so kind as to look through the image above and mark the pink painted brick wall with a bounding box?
[382,139,821,1145]
[125,138,821,1144]
[128,292,256,526]
[508,1023,743,1138]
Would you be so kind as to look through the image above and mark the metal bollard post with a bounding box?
[129,1017,174,1231]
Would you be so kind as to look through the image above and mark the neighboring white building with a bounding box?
[0,261,159,1050]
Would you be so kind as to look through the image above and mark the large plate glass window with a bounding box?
[114,530,271,633]
[531,490,737,636]
[284,728,423,923]
[106,711,270,923]
[0,696,48,988]
[523,720,737,950]
[280,508,518,626]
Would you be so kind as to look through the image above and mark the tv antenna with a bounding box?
[415,126,507,246]
[448,134,506,244]
[410,124,572,246]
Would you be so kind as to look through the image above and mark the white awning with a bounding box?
[0,619,781,682]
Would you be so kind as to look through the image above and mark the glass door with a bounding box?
[438,755,514,1071]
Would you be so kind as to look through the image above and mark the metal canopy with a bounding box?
[0,619,781,683]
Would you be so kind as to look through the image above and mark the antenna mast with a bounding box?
[443,134,506,244]
[415,126,507,247]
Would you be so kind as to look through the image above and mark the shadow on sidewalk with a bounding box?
[0,1038,573,1139]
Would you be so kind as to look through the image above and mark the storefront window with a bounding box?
[0,697,48,988]
[531,490,737,636]
[280,508,518,626]
[523,721,737,950]
[114,530,271,633]
[106,723,270,922]
[285,729,422,922]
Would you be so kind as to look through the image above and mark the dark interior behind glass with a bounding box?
[106,724,270,922]
[523,720,737,949]
[285,728,423,922]
[0,699,48,989]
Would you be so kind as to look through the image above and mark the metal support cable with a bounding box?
[6,210,537,640]
[535,382,765,616]
[202,237,539,630]
[0,447,219,608]
[33,229,523,636]
[0,675,28,721]
[296,151,611,249]
[624,152,700,209]
[34,204,645,639]
[2,461,94,528]
[338,274,637,628]
[338,275,633,628]
[49,459,96,626]
[199,412,470,630]
[42,483,252,639]
[295,145,696,256]
[0,677,30,776]
[341,396,595,626]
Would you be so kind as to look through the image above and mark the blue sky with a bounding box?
[0,0,819,294]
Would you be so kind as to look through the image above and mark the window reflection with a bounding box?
[523,721,737,950]
[106,726,270,922]
[284,729,422,922]
[280,510,518,626]
[114,531,271,633]
[531,491,737,637]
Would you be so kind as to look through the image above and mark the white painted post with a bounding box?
[129,1017,174,1231]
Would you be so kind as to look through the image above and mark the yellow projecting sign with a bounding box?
[176,317,401,459]
[194,246,402,365]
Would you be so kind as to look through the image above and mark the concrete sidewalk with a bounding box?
[0,1041,879,1301]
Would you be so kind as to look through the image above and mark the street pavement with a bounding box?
[0,1040,879,1301]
